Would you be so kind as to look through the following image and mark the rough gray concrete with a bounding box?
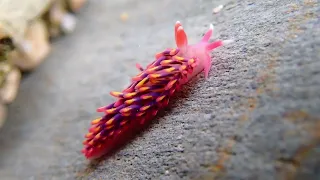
[0,0,319,179]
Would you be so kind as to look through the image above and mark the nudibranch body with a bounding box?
[82,21,232,159]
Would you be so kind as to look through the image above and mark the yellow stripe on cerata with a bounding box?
[91,118,102,125]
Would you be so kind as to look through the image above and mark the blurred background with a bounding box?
[0,0,319,179]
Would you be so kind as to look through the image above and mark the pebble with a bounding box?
[213,5,224,14]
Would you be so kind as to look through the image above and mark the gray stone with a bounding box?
[0,0,319,179]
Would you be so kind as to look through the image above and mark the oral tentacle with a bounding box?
[207,39,234,51]
[201,24,214,42]
[222,40,234,45]
[206,40,223,51]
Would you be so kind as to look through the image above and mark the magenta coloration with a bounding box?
[82,21,232,159]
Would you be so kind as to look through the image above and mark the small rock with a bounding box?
[68,0,87,13]
[120,12,129,22]
[61,13,77,34]
[176,145,184,152]
[0,68,21,104]
[212,5,224,14]
[9,19,51,71]
[204,113,213,120]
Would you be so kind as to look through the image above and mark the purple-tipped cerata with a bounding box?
[82,21,232,159]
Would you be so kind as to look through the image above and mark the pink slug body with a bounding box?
[82,21,232,159]
[173,21,233,82]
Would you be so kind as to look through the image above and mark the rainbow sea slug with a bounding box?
[82,21,233,159]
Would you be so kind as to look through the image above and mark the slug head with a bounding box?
[174,21,232,80]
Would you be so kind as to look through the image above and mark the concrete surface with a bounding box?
[0,0,319,179]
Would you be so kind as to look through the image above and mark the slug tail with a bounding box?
[82,116,145,159]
